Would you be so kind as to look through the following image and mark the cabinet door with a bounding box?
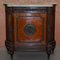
[13,13,47,48]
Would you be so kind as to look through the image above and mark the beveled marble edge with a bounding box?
[5,3,57,7]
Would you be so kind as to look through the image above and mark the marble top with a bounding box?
[6,3,57,7]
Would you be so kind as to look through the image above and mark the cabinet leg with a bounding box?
[47,54,50,60]
[10,54,13,60]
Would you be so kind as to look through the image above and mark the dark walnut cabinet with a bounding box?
[5,4,56,60]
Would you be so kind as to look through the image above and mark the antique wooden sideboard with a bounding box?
[4,4,56,60]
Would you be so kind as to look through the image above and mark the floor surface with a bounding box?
[0,45,60,60]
